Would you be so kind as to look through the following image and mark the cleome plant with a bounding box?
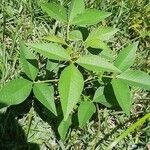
[0,0,150,140]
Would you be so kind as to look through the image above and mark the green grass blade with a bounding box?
[106,113,150,150]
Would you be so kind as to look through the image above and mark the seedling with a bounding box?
[0,0,150,140]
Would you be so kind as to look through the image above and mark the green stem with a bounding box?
[106,113,150,150]
[35,74,113,85]
[84,74,113,83]
[66,24,70,41]
[26,106,34,138]
[34,79,58,84]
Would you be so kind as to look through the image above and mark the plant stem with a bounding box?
[34,79,59,84]
[35,74,113,85]
[106,113,150,150]
[84,74,114,83]
[66,24,70,41]
[26,106,34,138]
[101,75,114,79]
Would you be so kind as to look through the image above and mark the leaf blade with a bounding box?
[85,38,111,51]
[93,86,112,108]
[117,70,150,90]
[0,78,32,107]
[114,42,139,71]
[33,83,57,116]
[78,101,96,128]
[76,55,121,73]
[68,0,85,22]
[58,117,71,140]
[43,34,67,45]
[41,3,67,22]
[71,9,111,26]
[27,43,70,61]
[112,79,132,116]
[20,43,38,81]
[86,26,119,42]
[58,64,84,120]
[68,30,83,41]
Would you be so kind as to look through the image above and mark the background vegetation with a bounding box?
[0,0,150,149]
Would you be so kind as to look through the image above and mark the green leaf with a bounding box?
[93,86,112,108]
[46,59,58,72]
[33,83,57,116]
[114,42,139,71]
[76,55,121,73]
[43,34,67,45]
[41,3,67,22]
[71,9,111,26]
[58,116,71,140]
[68,30,83,41]
[112,79,132,116]
[27,43,70,61]
[78,101,96,128]
[100,50,114,61]
[0,78,32,107]
[20,43,38,81]
[85,38,111,51]
[68,0,85,22]
[86,26,119,42]
[58,64,84,120]
[117,70,150,90]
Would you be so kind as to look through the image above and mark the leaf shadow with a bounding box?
[103,83,119,108]
[26,59,38,69]
[0,101,40,150]
[87,47,102,55]
[34,100,63,139]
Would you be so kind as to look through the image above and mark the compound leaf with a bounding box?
[112,79,132,116]
[41,3,67,22]
[78,101,96,128]
[20,43,38,81]
[117,70,150,90]
[33,83,57,116]
[114,42,139,71]
[0,78,32,107]
[76,55,121,73]
[71,9,111,26]
[27,43,70,61]
[58,64,84,120]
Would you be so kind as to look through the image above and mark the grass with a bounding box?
[0,0,150,149]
